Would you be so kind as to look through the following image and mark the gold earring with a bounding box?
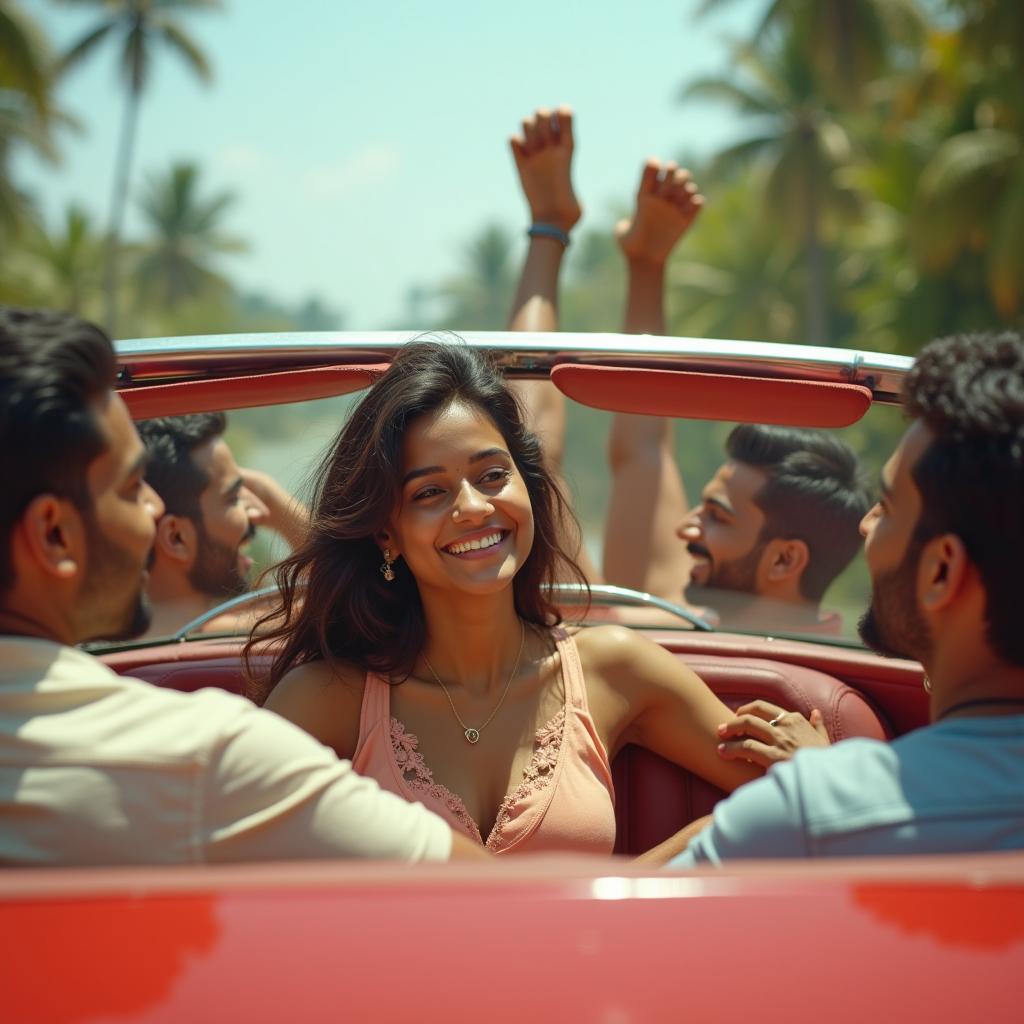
[380,548,396,582]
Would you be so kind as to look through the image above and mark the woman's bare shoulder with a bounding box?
[571,623,687,703]
[263,658,366,758]
[570,623,654,666]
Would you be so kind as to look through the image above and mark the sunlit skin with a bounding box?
[384,402,535,606]
[859,429,924,601]
[0,392,164,647]
[677,461,768,591]
[192,437,260,585]
[858,422,932,663]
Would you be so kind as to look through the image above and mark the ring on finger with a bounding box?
[769,714,784,727]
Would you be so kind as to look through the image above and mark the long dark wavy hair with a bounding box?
[246,338,588,702]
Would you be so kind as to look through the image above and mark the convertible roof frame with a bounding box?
[116,331,913,405]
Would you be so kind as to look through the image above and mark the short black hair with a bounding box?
[726,424,873,602]
[137,413,227,522]
[903,331,1024,667]
[0,307,117,596]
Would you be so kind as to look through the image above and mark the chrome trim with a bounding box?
[115,331,913,403]
[171,586,280,641]
[548,583,713,631]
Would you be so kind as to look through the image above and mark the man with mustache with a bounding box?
[505,107,871,633]
[611,420,870,634]
[0,306,483,865]
[671,330,1024,863]
[138,413,309,637]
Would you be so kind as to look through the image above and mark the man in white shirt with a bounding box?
[671,330,1024,865]
[0,306,484,866]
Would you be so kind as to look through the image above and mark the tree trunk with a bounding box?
[103,85,141,339]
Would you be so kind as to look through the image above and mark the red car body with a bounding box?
[4,856,1023,1023]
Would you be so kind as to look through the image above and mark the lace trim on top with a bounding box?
[388,708,566,852]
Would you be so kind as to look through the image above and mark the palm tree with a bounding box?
[682,30,859,345]
[23,204,104,314]
[0,1,65,236]
[560,228,625,333]
[897,8,1024,321]
[438,224,515,330]
[698,0,923,107]
[1,1,54,115]
[911,127,1023,320]
[132,160,245,311]
[58,0,222,335]
[667,169,803,344]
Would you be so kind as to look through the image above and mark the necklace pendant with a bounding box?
[464,727,480,744]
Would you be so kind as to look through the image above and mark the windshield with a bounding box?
[104,387,901,650]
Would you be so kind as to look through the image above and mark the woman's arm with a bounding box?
[633,814,714,867]
[604,161,702,600]
[578,624,762,793]
[263,660,364,761]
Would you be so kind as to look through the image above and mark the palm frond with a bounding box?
[707,135,777,180]
[987,164,1024,317]
[918,129,1019,200]
[58,22,115,74]
[0,6,53,115]
[155,0,225,11]
[681,76,779,119]
[157,21,213,82]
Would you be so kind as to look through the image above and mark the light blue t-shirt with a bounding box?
[670,715,1024,867]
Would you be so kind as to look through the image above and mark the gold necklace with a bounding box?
[422,622,526,744]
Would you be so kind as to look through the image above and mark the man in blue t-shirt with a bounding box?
[672,330,1024,865]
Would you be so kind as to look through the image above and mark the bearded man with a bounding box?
[670,330,1024,864]
[138,414,308,637]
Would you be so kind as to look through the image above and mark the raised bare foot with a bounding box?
[616,159,703,265]
[509,106,582,233]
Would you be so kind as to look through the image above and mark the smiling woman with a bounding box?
[247,337,822,859]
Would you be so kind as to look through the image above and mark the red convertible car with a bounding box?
[2,331,1022,1022]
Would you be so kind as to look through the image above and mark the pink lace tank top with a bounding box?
[352,629,616,854]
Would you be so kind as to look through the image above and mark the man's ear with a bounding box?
[154,514,198,566]
[763,538,809,584]
[918,533,968,613]
[17,494,85,581]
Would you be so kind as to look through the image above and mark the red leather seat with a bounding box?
[124,654,255,695]
[612,654,889,855]
[104,643,890,857]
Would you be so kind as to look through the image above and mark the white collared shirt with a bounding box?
[0,637,451,866]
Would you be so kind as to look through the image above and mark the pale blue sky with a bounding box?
[20,0,760,330]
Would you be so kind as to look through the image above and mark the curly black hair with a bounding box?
[903,331,1024,666]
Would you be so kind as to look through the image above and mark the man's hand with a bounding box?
[509,106,582,233]
[616,159,703,268]
[239,468,310,550]
[716,700,830,769]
